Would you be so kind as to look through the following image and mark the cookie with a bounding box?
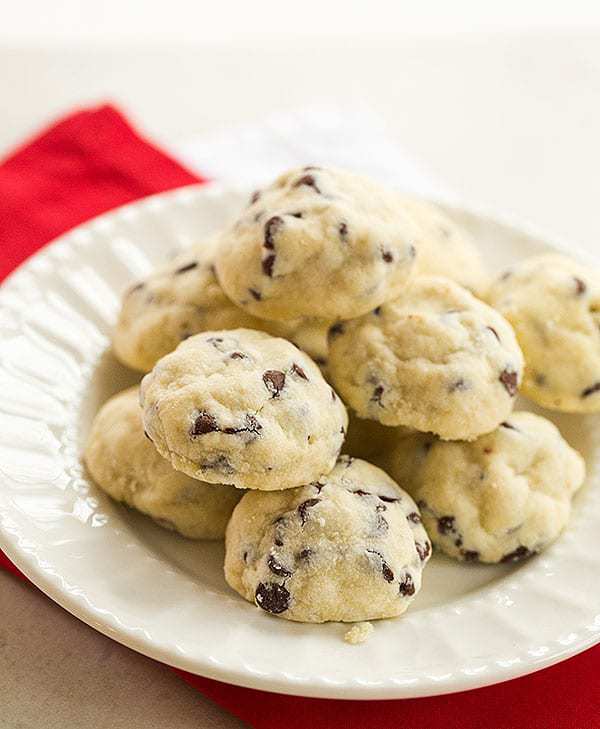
[113,243,331,373]
[327,275,524,440]
[112,243,264,372]
[224,456,431,623]
[84,388,243,539]
[401,196,488,296]
[383,412,585,563]
[486,254,600,412]
[140,329,348,490]
[215,166,418,322]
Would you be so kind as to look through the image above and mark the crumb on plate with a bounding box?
[344,621,374,645]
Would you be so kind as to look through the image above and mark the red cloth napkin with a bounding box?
[0,104,598,729]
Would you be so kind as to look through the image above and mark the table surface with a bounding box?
[1,29,600,729]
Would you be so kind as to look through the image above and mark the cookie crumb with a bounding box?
[344,622,374,645]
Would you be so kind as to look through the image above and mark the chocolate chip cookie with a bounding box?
[84,388,243,538]
[383,412,585,563]
[224,456,431,622]
[215,167,418,321]
[327,275,524,440]
[487,254,600,412]
[140,329,348,490]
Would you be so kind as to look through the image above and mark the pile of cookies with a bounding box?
[85,166,591,631]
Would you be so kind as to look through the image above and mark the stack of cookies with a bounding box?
[85,166,590,630]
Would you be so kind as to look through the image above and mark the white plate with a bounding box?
[1,183,599,700]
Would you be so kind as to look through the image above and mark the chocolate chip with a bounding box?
[398,573,415,596]
[462,550,480,562]
[449,378,468,393]
[366,549,394,582]
[200,455,234,475]
[454,537,463,548]
[438,516,455,535]
[262,253,276,277]
[416,542,431,561]
[143,430,153,442]
[376,514,389,533]
[248,288,262,301]
[381,248,394,263]
[483,446,493,455]
[230,351,246,359]
[289,211,303,219]
[264,215,284,250]
[501,421,519,431]
[339,222,348,239]
[293,174,321,193]
[352,489,372,497]
[378,495,400,504]
[222,414,262,439]
[581,382,600,398]
[297,548,312,561]
[174,261,198,275]
[370,385,384,406]
[243,550,249,563]
[330,387,338,401]
[499,368,518,397]
[255,582,290,614]
[487,326,501,342]
[250,190,261,204]
[328,322,345,339]
[291,363,308,380]
[190,411,219,436]
[501,546,533,563]
[297,498,320,525]
[407,512,421,524]
[263,370,286,397]
[574,277,587,295]
[373,306,382,316]
[267,555,292,578]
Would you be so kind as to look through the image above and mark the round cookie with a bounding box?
[215,166,418,322]
[224,456,431,623]
[401,196,488,296]
[84,388,243,539]
[486,254,600,412]
[140,329,348,491]
[327,275,524,441]
[383,412,585,563]
[113,243,272,373]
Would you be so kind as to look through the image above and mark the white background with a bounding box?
[2,4,600,728]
